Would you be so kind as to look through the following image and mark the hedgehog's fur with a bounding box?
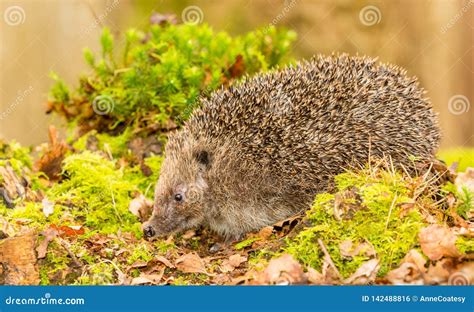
[143,54,440,239]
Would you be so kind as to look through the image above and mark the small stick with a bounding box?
[317,239,342,280]
[55,237,82,268]
[385,195,398,231]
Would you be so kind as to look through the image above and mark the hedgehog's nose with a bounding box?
[143,225,156,238]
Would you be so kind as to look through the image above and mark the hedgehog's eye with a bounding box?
[174,193,183,202]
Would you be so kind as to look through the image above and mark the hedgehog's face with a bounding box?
[142,137,210,240]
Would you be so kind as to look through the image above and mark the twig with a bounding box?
[385,195,398,231]
[317,239,342,280]
[55,237,82,268]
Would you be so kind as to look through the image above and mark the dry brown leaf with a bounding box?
[131,272,163,285]
[154,255,175,268]
[455,167,474,194]
[306,267,325,285]
[424,258,454,285]
[129,260,149,269]
[220,254,247,273]
[339,239,376,258]
[34,126,69,180]
[386,263,424,285]
[418,225,462,260]
[260,254,306,285]
[385,250,427,285]
[257,226,273,240]
[128,194,153,222]
[403,249,427,272]
[182,230,196,240]
[344,259,380,285]
[175,253,208,274]
[36,227,58,259]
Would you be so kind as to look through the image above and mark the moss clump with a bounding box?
[0,140,33,169]
[48,151,143,236]
[127,243,154,264]
[285,167,426,278]
[456,236,474,254]
[75,262,117,285]
[49,21,296,137]
[438,148,474,172]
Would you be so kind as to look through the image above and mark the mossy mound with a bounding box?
[285,165,426,277]
[48,20,296,139]
[282,159,472,280]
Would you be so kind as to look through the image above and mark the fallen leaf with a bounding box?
[36,227,58,259]
[257,226,273,240]
[34,126,69,180]
[403,249,427,272]
[260,254,306,285]
[455,167,474,194]
[41,197,54,217]
[131,272,163,285]
[128,194,153,222]
[306,267,324,285]
[344,259,380,285]
[386,262,424,285]
[339,239,376,258]
[424,258,454,285]
[49,224,85,237]
[182,230,196,240]
[176,253,208,274]
[220,254,247,273]
[418,225,462,260]
[129,260,149,269]
[154,255,175,268]
[385,250,427,285]
[227,55,245,79]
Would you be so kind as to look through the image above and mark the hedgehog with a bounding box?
[142,54,440,240]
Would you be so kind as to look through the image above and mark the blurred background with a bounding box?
[0,0,472,148]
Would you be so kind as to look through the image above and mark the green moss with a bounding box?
[441,182,473,220]
[72,129,133,158]
[234,237,260,250]
[456,236,474,254]
[285,167,425,278]
[48,151,141,236]
[127,243,154,264]
[154,239,176,253]
[438,148,474,172]
[455,186,473,219]
[75,262,117,285]
[49,22,296,136]
[0,140,33,169]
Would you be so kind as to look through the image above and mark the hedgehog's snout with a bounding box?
[143,225,156,238]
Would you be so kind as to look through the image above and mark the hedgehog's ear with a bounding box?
[194,150,211,169]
